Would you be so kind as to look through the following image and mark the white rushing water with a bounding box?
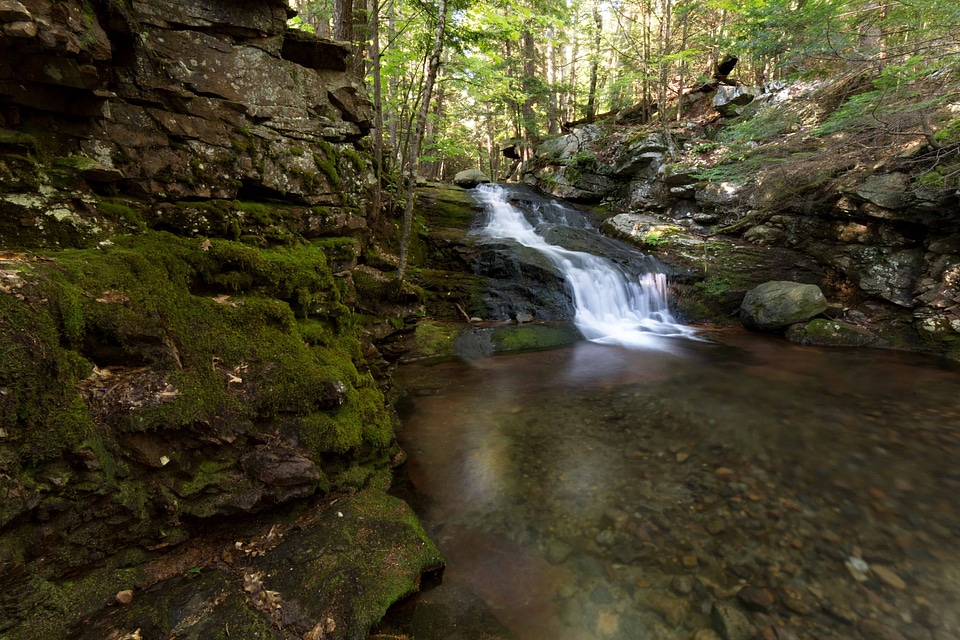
[474,184,699,349]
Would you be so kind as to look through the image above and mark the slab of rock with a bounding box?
[740,281,828,331]
[454,168,490,188]
[744,224,784,246]
[854,173,912,210]
[711,601,757,640]
[696,181,745,207]
[871,565,907,590]
[736,586,775,612]
[785,318,876,347]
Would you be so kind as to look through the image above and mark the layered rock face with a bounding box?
[0,2,436,638]
[1,0,373,240]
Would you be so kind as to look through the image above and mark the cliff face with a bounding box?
[0,2,436,638]
[1,0,371,210]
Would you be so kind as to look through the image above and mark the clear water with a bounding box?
[385,334,960,639]
[473,185,699,349]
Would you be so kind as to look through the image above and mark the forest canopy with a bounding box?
[287,0,960,182]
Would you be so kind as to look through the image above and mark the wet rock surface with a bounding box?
[391,336,960,640]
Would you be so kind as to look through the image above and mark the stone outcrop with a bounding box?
[0,2,435,638]
[0,0,374,239]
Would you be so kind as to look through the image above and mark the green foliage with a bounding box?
[695,275,732,296]
[934,118,960,145]
[565,151,598,172]
[813,59,957,137]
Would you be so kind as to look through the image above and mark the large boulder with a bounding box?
[453,168,490,188]
[740,281,828,331]
[713,85,761,117]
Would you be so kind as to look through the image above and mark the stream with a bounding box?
[373,187,960,639]
[382,336,960,640]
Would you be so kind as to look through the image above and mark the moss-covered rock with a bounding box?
[67,488,443,640]
[0,229,410,636]
[785,318,877,347]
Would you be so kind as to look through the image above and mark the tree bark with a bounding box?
[521,29,539,159]
[368,0,384,223]
[586,2,602,122]
[396,0,449,283]
[333,0,353,41]
[386,2,398,153]
[547,30,559,135]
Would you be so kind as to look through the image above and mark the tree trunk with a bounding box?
[657,0,671,124]
[386,3,398,154]
[423,78,446,180]
[586,3,602,122]
[396,0,449,283]
[352,0,369,78]
[676,11,688,122]
[547,30,559,135]
[368,0,384,223]
[333,0,352,41]
[521,29,539,159]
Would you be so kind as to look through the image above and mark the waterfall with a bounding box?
[473,184,699,349]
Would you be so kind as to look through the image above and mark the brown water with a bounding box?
[378,331,960,640]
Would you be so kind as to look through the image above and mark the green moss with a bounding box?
[640,224,683,247]
[230,137,257,154]
[177,459,238,497]
[8,564,145,639]
[340,145,369,171]
[489,324,582,352]
[54,155,102,171]
[352,269,388,302]
[0,289,97,463]
[409,320,459,359]
[695,275,732,296]
[0,231,390,460]
[97,197,145,231]
[312,142,341,186]
[0,129,39,154]
[295,349,394,457]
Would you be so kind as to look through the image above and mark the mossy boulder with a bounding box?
[740,281,828,331]
[785,318,877,347]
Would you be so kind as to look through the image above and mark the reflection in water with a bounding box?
[386,333,960,640]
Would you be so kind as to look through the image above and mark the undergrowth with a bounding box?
[692,60,960,209]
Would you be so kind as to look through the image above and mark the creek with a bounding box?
[374,188,960,639]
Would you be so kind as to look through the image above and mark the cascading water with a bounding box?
[473,184,699,349]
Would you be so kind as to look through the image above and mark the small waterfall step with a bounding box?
[472,184,699,349]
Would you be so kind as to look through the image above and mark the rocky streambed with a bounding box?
[385,335,960,640]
